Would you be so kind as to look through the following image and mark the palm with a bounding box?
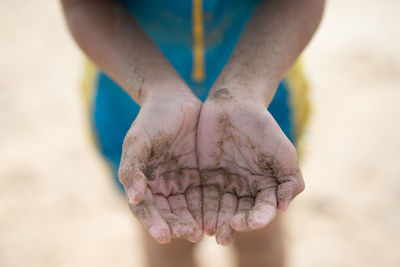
[119,95,203,244]
[197,91,304,245]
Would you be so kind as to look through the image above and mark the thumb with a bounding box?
[119,167,147,205]
[118,121,151,205]
[276,174,305,211]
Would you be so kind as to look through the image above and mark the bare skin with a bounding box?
[120,91,204,243]
[61,0,324,266]
[143,232,197,267]
[196,0,324,245]
[235,215,285,267]
[61,0,204,243]
[198,89,304,245]
[142,215,284,267]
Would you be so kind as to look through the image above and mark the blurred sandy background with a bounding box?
[1,0,399,266]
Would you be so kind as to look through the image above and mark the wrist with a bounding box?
[210,70,280,106]
[139,80,196,106]
[142,82,200,105]
[208,82,277,107]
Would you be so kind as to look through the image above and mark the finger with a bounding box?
[169,194,203,243]
[247,188,277,230]
[154,195,193,240]
[129,189,171,244]
[216,193,238,246]
[119,167,147,205]
[277,174,305,211]
[202,185,221,236]
[119,124,150,205]
[230,196,254,232]
[185,186,203,228]
[269,136,305,211]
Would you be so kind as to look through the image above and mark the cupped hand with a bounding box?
[197,88,304,245]
[118,90,203,244]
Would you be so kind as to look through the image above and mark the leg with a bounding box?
[143,230,198,267]
[234,214,285,267]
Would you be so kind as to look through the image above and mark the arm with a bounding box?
[212,0,325,104]
[61,0,203,244]
[198,0,324,245]
[61,0,190,105]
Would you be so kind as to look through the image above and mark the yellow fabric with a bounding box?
[80,60,97,111]
[80,60,118,178]
[80,60,97,144]
[286,60,311,157]
[81,59,311,155]
[192,0,205,82]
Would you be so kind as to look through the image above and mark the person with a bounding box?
[61,0,324,266]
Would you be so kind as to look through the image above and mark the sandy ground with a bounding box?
[1,0,399,266]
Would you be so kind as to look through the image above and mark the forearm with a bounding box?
[211,0,325,105]
[61,0,188,105]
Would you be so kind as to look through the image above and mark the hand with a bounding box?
[197,88,304,245]
[119,89,203,244]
